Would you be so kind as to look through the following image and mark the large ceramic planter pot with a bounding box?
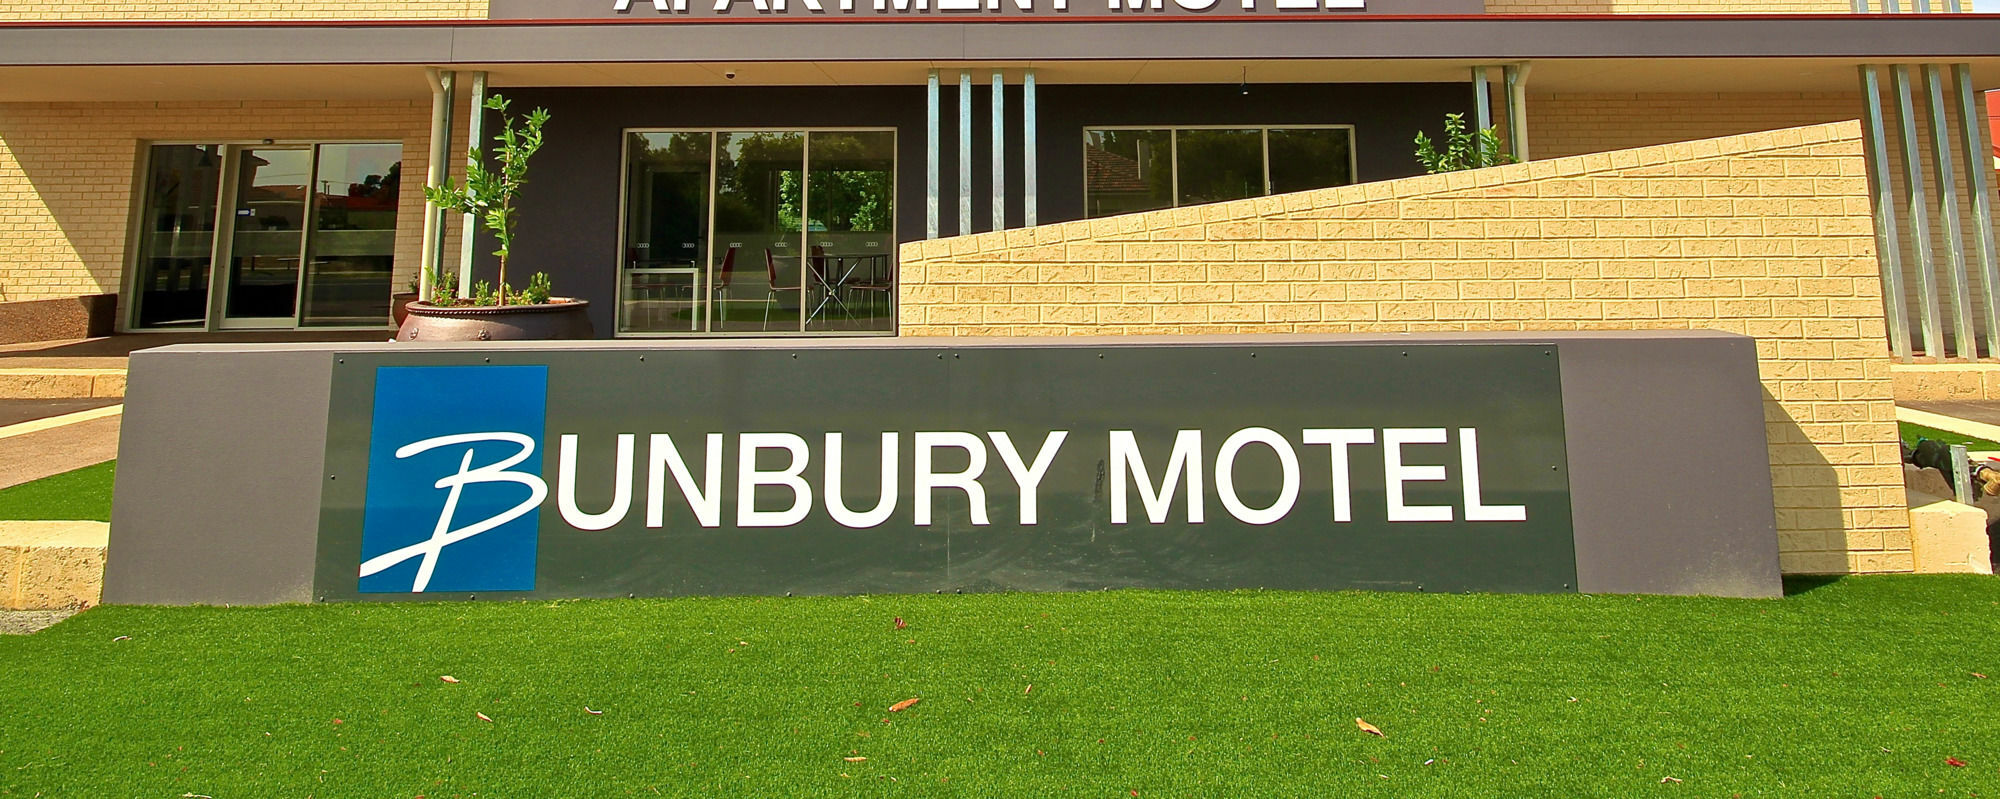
[396,299,594,341]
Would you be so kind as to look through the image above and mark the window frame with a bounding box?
[1080,124,1358,219]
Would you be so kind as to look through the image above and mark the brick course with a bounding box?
[899,121,1908,575]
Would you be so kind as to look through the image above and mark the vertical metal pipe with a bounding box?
[456,71,487,298]
[1471,66,1491,134]
[1860,65,1913,361]
[992,71,1006,233]
[1024,70,1038,227]
[420,68,455,302]
[959,71,973,237]
[926,69,940,240]
[1503,63,1531,162]
[1952,63,2000,358]
[1892,64,1945,358]
[1923,63,1974,359]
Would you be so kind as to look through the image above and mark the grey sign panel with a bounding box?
[486,0,1487,20]
[312,342,1574,601]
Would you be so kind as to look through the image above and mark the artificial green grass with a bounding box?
[0,461,114,523]
[1900,421,2000,451]
[3,577,1998,796]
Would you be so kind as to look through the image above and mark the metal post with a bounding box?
[926,69,940,240]
[1892,64,1945,358]
[1024,69,1038,227]
[1923,63,1974,359]
[1952,443,1972,504]
[959,71,973,237]
[1952,63,2000,358]
[1860,65,1913,361]
[457,71,488,299]
[1502,63,1531,162]
[1471,66,1492,134]
[991,71,1006,233]
[420,68,456,302]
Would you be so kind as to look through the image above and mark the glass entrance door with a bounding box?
[220,147,311,327]
[620,129,895,336]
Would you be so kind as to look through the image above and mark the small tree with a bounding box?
[1414,113,1513,174]
[425,94,551,306]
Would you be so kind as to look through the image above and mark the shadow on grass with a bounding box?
[1782,575,1844,596]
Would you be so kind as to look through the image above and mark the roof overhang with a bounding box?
[4,15,2000,101]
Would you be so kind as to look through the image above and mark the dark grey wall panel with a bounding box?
[106,346,335,605]
[1558,334,1781,598]
[482,82,1459,334]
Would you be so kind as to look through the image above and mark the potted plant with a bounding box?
[1413,113,1514,174]
[390,274,419,327]
[398,94,593,341]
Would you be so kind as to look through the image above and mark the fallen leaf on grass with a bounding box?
[1660,776,1682,784]
[1947,756,1968,767]
[476,712,493,723]
[440,676,460,684]
[585,707,604,715]
[1355,718,1384,737]
[895,617,907,630]
[330,719,343,725]
[1974,673,1988,679]
[112,636,130,642]
[844,756,868,762]
[889,698,921,712]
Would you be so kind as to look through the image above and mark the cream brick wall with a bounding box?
[0,100,467,312]
[0,0,485,21]
[900,121,1908,575]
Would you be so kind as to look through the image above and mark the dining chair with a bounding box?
[763,248,804,330]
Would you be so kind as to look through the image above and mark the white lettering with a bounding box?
[937,0,981,9]
[825,432,900,528]
[1214,427,1299,525]
[874,0,927,10]
[557,433,635,531]
[613,0,683,10]
[646,432,722,528]
[988,430,1068,524]
[1109,429,1203,524]
[914,431,990,526]
[714,0,770,11]
[357,432,548,593]
[737,432,812,527]
[1460,428,1527,522]
[1109,0,1163,9]
[1172,0,1218,8]
[1302,428,1372,522]
[1383,428,1452,522]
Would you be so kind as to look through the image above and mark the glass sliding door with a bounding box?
[222,147,312,326]
[711,132,805,333]
[300,143,402,326]
[618,128,896,336]
[620,132,713,335]
[804,130,895,333]
[131,145,225,328]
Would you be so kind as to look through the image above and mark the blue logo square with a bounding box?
[357,365,550,594]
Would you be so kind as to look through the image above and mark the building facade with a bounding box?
[4,0,2000,575]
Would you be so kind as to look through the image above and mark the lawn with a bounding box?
[2,577,1998,796]
[0,461,113,522]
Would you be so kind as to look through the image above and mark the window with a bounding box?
[1083,126,1354,218]
[619,129,895,336]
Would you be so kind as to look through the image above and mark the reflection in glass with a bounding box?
[225,147,310,321]
[300,143,401,326]
[1083,129,1172,218]
[1175,128,1262,206]
[622,132,713,334]
[132,145,224,328]
[712,132,804,333]
[1267,128,1353,195]
[805,131,895,332]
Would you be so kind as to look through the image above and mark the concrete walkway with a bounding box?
[0,409,120,489]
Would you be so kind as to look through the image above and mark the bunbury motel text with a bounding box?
[5,0,2000,578]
